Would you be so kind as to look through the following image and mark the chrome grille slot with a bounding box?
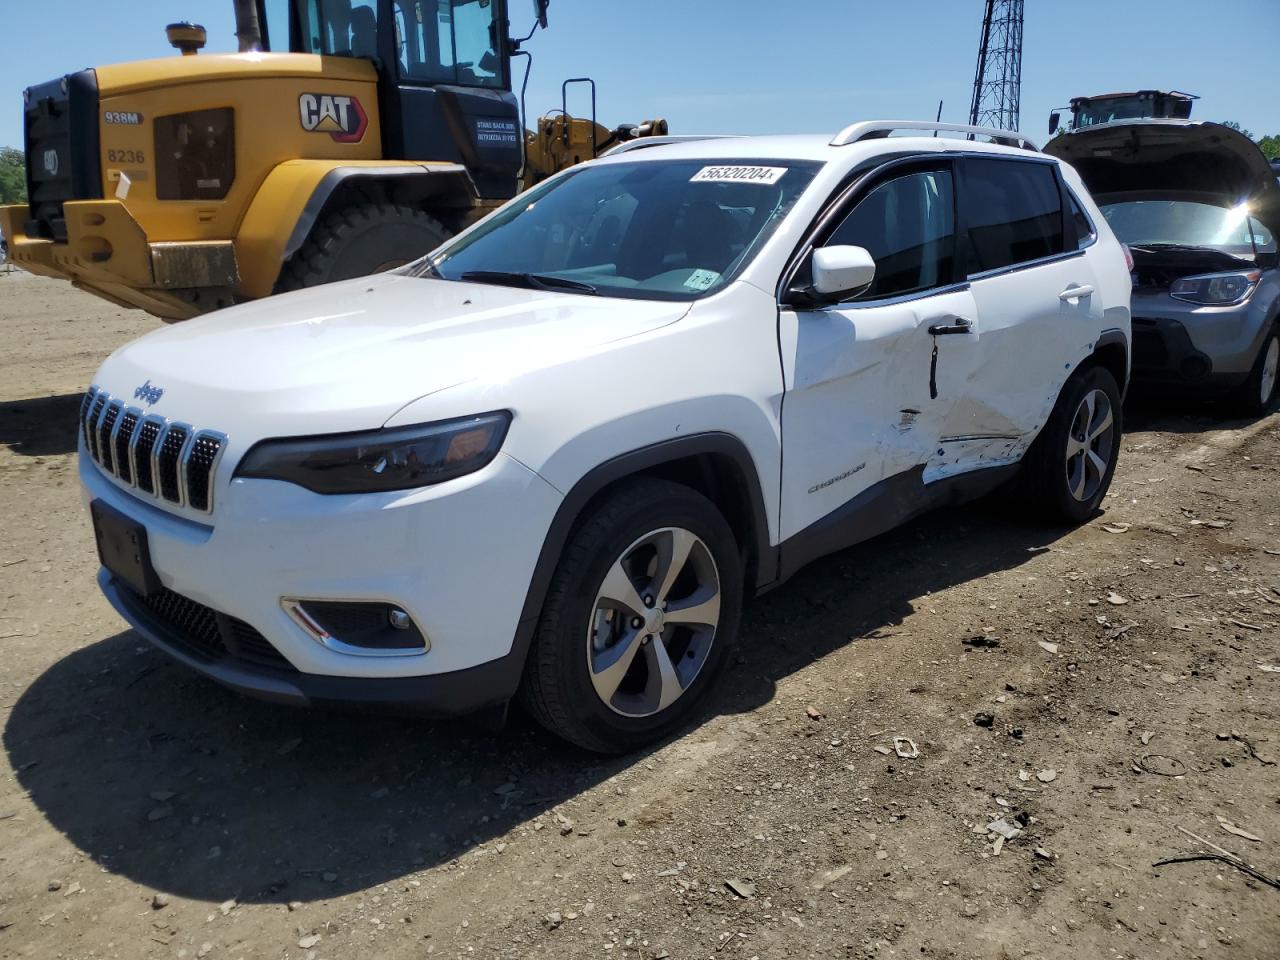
[85,392,106,460]
[78,388,226,515]
[133,417,163,494]
[97,401,122,474]
[156,424,190,504]
[79,388,96,445]
[112,409,140,485]
[185,433,223,512]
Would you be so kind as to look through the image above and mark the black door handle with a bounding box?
[928,317,973,336]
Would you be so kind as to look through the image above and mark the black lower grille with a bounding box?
[116,583,296,673]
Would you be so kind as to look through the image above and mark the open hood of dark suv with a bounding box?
[1044,120,1280,233]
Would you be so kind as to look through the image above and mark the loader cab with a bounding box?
[261,0,532,199]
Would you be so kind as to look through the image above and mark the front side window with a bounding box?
[393,0,503,88]
[824,168,956,300]
[1099,200,1276,257]
[1068,192,1096,249]
[963,158,1066,273]
[411,159,822,301]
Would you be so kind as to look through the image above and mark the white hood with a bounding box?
[94,274,689,438]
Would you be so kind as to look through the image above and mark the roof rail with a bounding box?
[831,120,1039,151]
[602,135,741,156]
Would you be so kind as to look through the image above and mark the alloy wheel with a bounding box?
[586,527,721,718]
[1065,387,1116,503]
[1261,336,1279,407]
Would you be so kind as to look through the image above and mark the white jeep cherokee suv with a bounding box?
[80,121,1132,752]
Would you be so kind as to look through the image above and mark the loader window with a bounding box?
[394,0,504,89]
[297,0,379,58]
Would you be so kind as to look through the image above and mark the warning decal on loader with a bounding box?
[299,93,369,143]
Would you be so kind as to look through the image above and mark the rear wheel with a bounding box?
[519,479,743,753]
[276,201,451,292]
[1229,324,1280,418]
[1021,364,1123,524]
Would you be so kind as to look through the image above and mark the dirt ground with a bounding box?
[0,270,1277,960]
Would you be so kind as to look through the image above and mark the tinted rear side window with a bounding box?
[963,158,1065,273]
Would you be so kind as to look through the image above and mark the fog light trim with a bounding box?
[282,598,430,657]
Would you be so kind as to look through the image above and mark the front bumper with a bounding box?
[0,201,237,321]
[100,570,527,714]
[81,446,562,713]
[1128,289,1270,391]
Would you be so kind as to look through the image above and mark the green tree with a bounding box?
[0,147,25,205]
[1221,120,1256,139]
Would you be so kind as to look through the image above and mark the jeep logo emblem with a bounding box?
[133,380,164,406]
[298,93,368,143]
[42,149,58,175]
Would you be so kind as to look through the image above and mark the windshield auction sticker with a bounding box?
[690,166,788,185]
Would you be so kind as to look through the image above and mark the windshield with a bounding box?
[413,159,822,300]
[1074,97,1155,127]
[1099,200,1277,256]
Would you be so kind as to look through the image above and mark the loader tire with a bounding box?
[276,202,451,292]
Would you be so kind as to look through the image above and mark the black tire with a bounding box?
[1227,323,1280,418]
[1021,363,1123,525]
[275,201,451,292]
[519,478,744,754]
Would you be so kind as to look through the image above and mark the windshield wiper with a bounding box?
[459,270,598,295]
[1128,243,1206,252]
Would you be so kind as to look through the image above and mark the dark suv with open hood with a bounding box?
[1046,121,1280,414]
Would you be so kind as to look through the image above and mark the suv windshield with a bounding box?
[412,159,822,300]
[1100,200,1277,257]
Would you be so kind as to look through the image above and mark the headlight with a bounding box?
[235,413,511,494]
[1169,270,1260,306]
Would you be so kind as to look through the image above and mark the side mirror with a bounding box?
[811,245,876,301]
[1048,111,1061,136]
[534,0,549,29]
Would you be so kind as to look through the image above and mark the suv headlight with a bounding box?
[1169,270,1261,306]
[236,413,511,494]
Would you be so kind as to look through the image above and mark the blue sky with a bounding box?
[2,0,1277,149]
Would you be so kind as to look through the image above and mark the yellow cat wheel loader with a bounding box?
[0,0,667,320]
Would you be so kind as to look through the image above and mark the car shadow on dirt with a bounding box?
[1123,394,1277,436]
[3,499,1069,905]
[0,394,83,456]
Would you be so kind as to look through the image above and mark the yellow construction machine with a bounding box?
[0,1,667,320]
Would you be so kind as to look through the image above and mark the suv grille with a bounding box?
[80,386,227,514]
[115,582,296,673]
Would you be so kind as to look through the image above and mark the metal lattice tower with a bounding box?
[968,0,1024,131]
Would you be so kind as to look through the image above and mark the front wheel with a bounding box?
[1021,364,1123,524]
[1229,324,1280,418]
[275,201,451,292]
[519,479,743,753]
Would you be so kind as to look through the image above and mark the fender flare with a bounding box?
[234,160,477,298]
[1091,327,1131,397]
[503,433,776,689]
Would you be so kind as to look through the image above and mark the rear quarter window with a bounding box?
[963,158,1066,273]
